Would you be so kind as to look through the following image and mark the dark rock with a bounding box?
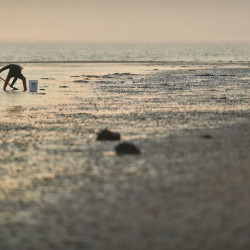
[113,73,134,76]
[39,88,46,91]
[115,142,141,155]
[102,75,113,79]
[59,86,69,88]
[82,75,100,78]
[73,80,89,83]
[201,134,213,139]
[195,74,215,77]
[97,129,121,141]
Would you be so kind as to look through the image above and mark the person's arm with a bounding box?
[0,65,11,74]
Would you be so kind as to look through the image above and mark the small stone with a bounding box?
[115,142,141,155]
[73,80,89,83]
[196,74,215,77]
[201,134,213,139]
[97,129,121,141]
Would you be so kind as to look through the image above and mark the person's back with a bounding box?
[0,64,27,91]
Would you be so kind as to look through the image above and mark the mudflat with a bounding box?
[0,62,249,249]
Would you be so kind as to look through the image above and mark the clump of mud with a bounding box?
[97,129,121,141]
[115,142,141,155]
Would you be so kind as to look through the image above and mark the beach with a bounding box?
[0,61,250,249]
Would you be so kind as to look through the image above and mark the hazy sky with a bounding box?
[1,0,250,42]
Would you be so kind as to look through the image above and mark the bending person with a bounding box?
[0,64,27,91]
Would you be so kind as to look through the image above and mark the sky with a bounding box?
[1,0,250,42]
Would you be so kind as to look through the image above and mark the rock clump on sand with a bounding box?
[115,142,141,155]
[195,74,215,77]
[201,134,213,139]
[73,80,89,83]
[96,129,121,141]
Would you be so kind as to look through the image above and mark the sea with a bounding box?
[0,42,250,62]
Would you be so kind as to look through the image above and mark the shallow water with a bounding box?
[0,43,250,62]
[0,62,249,128]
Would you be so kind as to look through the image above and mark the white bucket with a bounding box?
[29,80,38,92]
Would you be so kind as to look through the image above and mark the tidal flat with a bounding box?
[0,62,250,249]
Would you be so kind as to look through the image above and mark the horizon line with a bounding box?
[0,39,250,44]
[1,60,250,64]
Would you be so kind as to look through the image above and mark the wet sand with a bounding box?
[0,62,250,249]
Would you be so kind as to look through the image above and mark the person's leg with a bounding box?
[3,76,11,91]
[21,76,27,91]
[10,77,17,87]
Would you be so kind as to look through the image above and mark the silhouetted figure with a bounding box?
[0,64,27,91]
